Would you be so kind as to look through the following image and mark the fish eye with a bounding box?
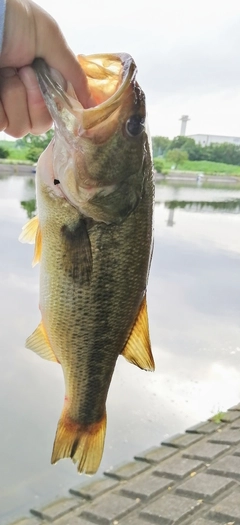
[126,115,145,137]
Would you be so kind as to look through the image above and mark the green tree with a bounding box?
[26,147,44,162]
[16,129,54,162]
[0,146,9,158]
[152,136,171,156]
[151,132,240,166]
[166,136,207,162]
[16,129,54,149]
[166,149,188,168]
[153,158,165,173]
[169,135,189,150]
[181,138,204,161]
[205,142,240,165]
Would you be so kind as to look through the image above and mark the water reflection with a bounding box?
[166,207,175,227]
[163,197,240,227]
[1,176,240,524]
[165,199,240,213]
[20,199,36,219]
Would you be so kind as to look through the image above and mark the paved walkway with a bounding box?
[12,403,240,525]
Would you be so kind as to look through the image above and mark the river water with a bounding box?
[1,174,240,523]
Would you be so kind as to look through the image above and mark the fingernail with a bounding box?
[18,66,39,89]
[0,67,17,78]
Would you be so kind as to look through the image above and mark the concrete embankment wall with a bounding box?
[0,163,35,174]
[156,171,240,184]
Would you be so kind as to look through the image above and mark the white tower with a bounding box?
[179,115,190,136]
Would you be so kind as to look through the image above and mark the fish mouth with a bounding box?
[32,54,137,133]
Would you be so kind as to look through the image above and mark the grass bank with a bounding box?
[154,157,240,176]
[0,139,31,163]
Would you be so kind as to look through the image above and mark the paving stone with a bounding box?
[30,498,81,521]
[220,410,240,422]
[231,418,240,429]
[161,433,203,449]
[229,402,240,411]
[208,428,240,445]
[11,518,40,525]
[123,518,153,525]
[153,456,203,480]
[140,493,202,524]
[176,472,235,501]
[81,493,139,525]
[104,460,149,480]
[186,421,224,435]
[190,518,220,525]
[183,440,230,462]
[209,489,240,522]
[134,445,178,464]
[54,517,94,525]
[120,473,174,500]
[70,477,119,500]
[208,454,240,480]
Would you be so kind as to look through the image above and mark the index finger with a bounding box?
[34,7,93,108]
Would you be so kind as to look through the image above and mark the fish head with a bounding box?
[33,54,151,223]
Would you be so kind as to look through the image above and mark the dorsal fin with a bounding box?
[121,295,155,371]
[26,321,58,363]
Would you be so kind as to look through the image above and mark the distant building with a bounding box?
[187,134,240,146]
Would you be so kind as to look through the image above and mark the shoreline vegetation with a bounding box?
[153,134,240,179]
[1,133,240,180]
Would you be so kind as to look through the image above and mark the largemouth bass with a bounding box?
[20,53,154,474]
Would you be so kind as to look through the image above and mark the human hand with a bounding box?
[0,0,92,137]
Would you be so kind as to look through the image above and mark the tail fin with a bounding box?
[51,410,107,475]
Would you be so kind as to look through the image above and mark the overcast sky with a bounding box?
[24,0,240,138]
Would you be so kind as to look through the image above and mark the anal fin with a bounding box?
[51,409,106,474]
[26,321,58,363]
[122,295,155,371]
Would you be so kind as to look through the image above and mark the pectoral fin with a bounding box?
[61,219,92,285]
[26,321,58,363]
[19,215,39,244]
[32,224,42,267]
[122,295,155,371]
[19,215,42,266]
